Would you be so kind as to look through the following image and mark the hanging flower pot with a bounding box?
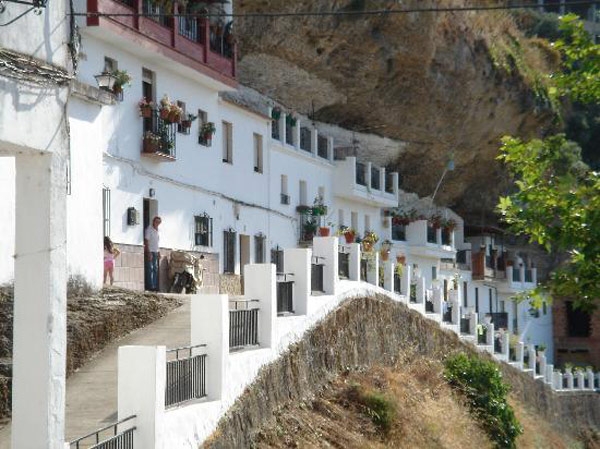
[159,108,170,120]
[319,226,330,237]
[168,109,181,124]
[140,105,152,118]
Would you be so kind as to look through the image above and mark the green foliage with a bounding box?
[497,134,600,311]
[356,388,396,434]
[445,354,522,449]
[552,14,600,104]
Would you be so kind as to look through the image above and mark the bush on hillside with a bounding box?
[444,353,522,449]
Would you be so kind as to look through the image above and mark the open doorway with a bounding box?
[143,197,158,290]
[239,234,250,276]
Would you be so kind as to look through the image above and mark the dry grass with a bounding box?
[253,355,587,449]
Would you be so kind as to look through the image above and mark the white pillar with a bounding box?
[327,136,334,161]
[118,345,166,449]
[311,128,318,157]
[539,353,547,379]
[432,287,442,314]
[401,264,411,298]
[519,265,525,285]
[566,371,574,389]
[283,248,311,315]
[415,276,426,305]
[545,364,554,384]
[586,369,595,390]
[12,152,67,449]
[450,291,460,325]
[190,294,228,400]
[502,333,510,359]
[379,168,385,192]
[486,323,495,346]
[244,264,276,348]
[366,252,380,286]
[577,371,585,390]
[516,342,524,370]
[313,236,338,295]
[469,311,478,336]
[366,162,372,188]
[347,243,361,281]
[528,346,537,377]
[383,261,395,292]
[553,371,562,390]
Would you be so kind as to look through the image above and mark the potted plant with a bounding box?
[159,94,172,120]
[429,214,443,229]
[318,225,330,237]
[338,226,356,243]
[200,121,216,140]
[537,343,547,355]
[312,195,327,216]
[380,239,392,261]
[286,113,297,127]
[396,254,406,265]
[271,106,282,120]
[362,230,379,252]
[167,104,183,124]
[111,69,131,95]
[303,218,318,241]
[442,218,457,232]
[142,131,161,153]
[138,97,155,118]
[181,113,197,130]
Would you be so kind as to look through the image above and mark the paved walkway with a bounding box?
[0,295,191,448]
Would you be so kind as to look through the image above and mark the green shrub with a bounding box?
[360,390,396,434]
[444,353,522,449]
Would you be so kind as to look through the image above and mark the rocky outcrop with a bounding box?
[234,0,558,221]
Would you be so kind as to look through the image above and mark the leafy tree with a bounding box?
[497,135,600,311]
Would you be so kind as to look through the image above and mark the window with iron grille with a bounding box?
[194,214,212,247]
[254,234,266,263]
[223,229,236,273]
[271,247,284,273]
[102,187,111,237]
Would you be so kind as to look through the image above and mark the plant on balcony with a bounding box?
[286,113,297,127]
[391,208,419,226]
[429,214,443,229]
[362,230,379,252]
[181,113,197,130]
[379,239,392,261]
[200,121,216,140]
[112,69,132,94]
[271,106,282,120]
[337,226,356,244]
[138,97,155,118]
[302,218,318,241]
[442,218,458,231]
[312,195,327,216]
[296,204,312,215]
[159,95,182,123]
[142,131,162,153]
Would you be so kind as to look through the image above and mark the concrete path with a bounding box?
[0,295,191,448]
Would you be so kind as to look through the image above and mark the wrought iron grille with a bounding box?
[271,120,280,140]
[427,225,437,243]
[460,318,470,334]
[229,299,259,350]
[69,415,136,449]
[393,273,401,293]
[178,17,199,42]
[360,259,368,282]
[311,263,324,292]
[276,274,294,315]
[385,173,395,193]
[300,127,312,152]
[165,344,207,407]
[338,252,349,279]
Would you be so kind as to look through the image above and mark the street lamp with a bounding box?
[94,70,117,92]
[431,153,455,202]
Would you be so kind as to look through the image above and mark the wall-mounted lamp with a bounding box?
[127,207,140,226]
[94,69,117,92]
[149,188,155,198]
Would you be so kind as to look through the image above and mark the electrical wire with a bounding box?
[0,5,35,26]
[68,0,600,19]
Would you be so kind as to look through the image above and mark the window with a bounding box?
[271,246,284,273]
[254,234,266,263]
[566,301,591,337]
[104,56,117,72]
[102,187,111,237]
[280,175,289,205]
[223,229,236,273]
[338,209,345,227]
[197,110,210,146]
[222,121,233,163]
[364,215,371,233]
[299,180,307,205]
[351,212,358,232]
[253,133,263,173]
[141,68,155,133]
[194,214,213,247]
[475,287,479,313]
[431,266,437,280]
[463,281,468,308]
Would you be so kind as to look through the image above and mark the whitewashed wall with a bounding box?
[0,159,15,283]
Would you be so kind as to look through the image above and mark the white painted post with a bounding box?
[293,118,300,148]
[586,369,595,390]
[383,261,395,292]
[532,268,537,285]
[12,153,67,449]
[118,345,166,449]
[577,371,585,390]
[566,371,574,389]
[539,353,547,378]
[244,264,276,348]
[519,265,526,285]
[486,323,495,346]
[502,333,510,359]
[312,236,338,295]
[311,128,318,157]
[450,291,460,325]
[553,371,562,390]
[546,364,554,384]
[283,248,311,315]
[347,243,361,281]
[528,346,537,377]
[366,252,380,287]
[366,162,372,188]
[401,264,411,298]
[516,342,524,370]
[415,276,426,305]
[379,168,385,193]
[190,294,228,401]
[506,266,514,286]
[469,311,478,336]
[432,287,442,314]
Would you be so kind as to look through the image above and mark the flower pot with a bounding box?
[140,106,152,118]
[181,120,192,128]
[396,255,406,265]
[143,138,159,153]
[159,108,170,120]
[344,232,355,244]
[168,110,181,123]
[362,241,374,252]
[319,227,330,237]
[380,251,390,261]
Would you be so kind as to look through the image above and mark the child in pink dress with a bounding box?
[104,236,121,285]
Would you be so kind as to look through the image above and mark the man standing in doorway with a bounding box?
[144,216,161,291]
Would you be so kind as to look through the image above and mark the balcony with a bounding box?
[141,110,177,161]
[333,157,398,207]
[405,220,455,258]
[85,0,236,84]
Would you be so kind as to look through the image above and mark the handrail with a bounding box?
[69,415,136,447]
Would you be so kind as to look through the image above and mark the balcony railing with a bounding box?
[87,0,236,79]
[276,273,294,315]
[338,251,350,279]
[69,415,136,449]
[441,228,451,246]
[512,267,520,282]
[356,162,366,186]
[371,167,380,190]
[489,312,508,330]
[142,110,177,160]
[393,272,401,293]
[317,135,328,159]
[360,258,368,282]
[165,344,207,407]
[311,256,324,292]
[229,299,259,351]
[300,127,312,152]
[285,121,294,146]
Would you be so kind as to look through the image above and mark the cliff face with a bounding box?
[234,0,557,221]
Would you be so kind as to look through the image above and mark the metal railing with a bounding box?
[427,225,437,243]
[311,257,324,292]
[371,167,380,190]
[393,273,401,293]
[360,258,368,282]
[460,317,470,334]
[356,162,366,186]
[478,327,487,345]
[441,229,451,246]
[442,306,452,323]
[317,135,328,159]
[165,344,207,407]
[494,336,502,354]
[285,121,294,146]
[338,251,350,279]
[229,299,259,350]
[143,110,177,159]
[280,193,290,205]
[142,0,169,27]
[425,297,434,313]
[391,223,406,241]
[489,312,508,330]
[69,415,136,449]
[300,127,312,152]
[276,273,294,315]
[178,17,200,42]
